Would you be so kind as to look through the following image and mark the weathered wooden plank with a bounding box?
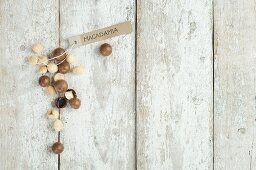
[59,1,135,169]
[0,0,59,169]
[214,0,256,169]
[137,0,213,169]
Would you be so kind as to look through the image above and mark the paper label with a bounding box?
[68,21,132,48]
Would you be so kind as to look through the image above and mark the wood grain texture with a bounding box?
[214,0,256,169]
[0,0,59,169]
[137,0,213,169]
[59,0,135,169]
[4,0,256,169]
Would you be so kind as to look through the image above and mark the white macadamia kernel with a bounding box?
[66,54,74,64]
[47,63,58,73]
[72,66,84,75]
[46,86,56,95]
[28,56,38,65]
[53,119,63,131]
[47,108,59,120]
[39,65,47,74]
[65,91,74,100]
[54,73,65,81]
[32,43,44,54]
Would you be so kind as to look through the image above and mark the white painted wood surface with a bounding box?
[1,0,256,170]
[137,0,213,169]
[59,0,135,170]
[214,0,256,169]
[0,0,59,169]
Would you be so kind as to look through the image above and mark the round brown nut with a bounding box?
[52,48,66,61]
[58,61,70,74]
[54,80,68,93]
[52,142,64,154]
[39,75,50,87]
[55,97,67,108]
[100,43,112,56]
[69,98,81,109]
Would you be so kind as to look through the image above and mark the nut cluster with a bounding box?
[28,43,84,154]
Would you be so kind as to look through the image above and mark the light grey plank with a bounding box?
[214,0,256,169]
[59,0,135,169]
[137,0,213,169]
[0,0,59,169]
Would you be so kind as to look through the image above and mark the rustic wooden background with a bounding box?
[0,0,255,169]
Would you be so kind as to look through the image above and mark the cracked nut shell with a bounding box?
[65,89,77,100]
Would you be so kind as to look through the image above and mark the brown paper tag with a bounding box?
[68,21,132,48]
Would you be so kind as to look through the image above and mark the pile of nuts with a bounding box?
[28,42,112,155]
[28,43,84,154]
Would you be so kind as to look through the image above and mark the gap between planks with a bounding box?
[58,0,61,170]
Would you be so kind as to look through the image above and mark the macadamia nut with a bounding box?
[28,56,38,65]
[53,119,63,131]
[32,43,44,54]
[47,63,58,73]
[72,66,84,75]
[38,56,48,65]
[47,108,59,120]
[39,65,47,74]
[47,86,56,95]
[54,73,65,81]
[66,54,74,64]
